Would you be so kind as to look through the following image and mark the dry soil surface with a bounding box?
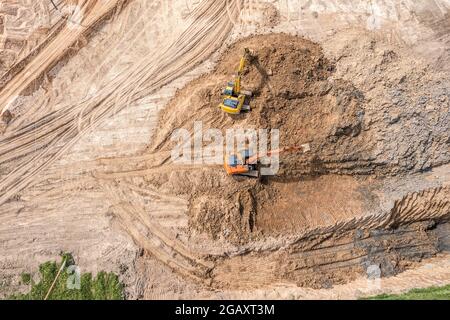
[0,0,449,299]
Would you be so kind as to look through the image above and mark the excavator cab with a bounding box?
[224,149,259,177]
[223,81,237,96]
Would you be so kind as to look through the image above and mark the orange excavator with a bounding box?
[224,144,311,177]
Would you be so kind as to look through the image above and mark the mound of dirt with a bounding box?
[150,34,369,175]
[136,32,448,244]
[141,33,378,243]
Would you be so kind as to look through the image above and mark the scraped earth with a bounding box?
[0,0,449,299]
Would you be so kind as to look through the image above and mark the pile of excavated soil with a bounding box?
[141,33,377,243]
[124,32,448,245]
[149,33,367,171]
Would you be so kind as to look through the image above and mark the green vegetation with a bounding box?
[20,273,32,285]
[362,285,450,300]
[9,252,124,300]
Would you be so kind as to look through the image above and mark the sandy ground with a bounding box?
[0,0,449,299]
[0,1,61,76]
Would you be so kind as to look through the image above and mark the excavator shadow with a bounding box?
[249,54,273,97]
[257,156,328,184]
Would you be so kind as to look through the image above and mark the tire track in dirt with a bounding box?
[0,0,120,111]
[99,179,214,284]
[0,0,241,205]
[215,253,450,299]
[93,148,449,290]
[209,186,450,289]
[0,1,64,86]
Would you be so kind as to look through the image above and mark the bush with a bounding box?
[20,273,32,285]
[361,285,450,300]
[8,253,124,300]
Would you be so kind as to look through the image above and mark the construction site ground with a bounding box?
[0,0,449,299]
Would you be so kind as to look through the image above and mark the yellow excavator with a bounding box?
[219,48,253,114]
[224,144,311,177]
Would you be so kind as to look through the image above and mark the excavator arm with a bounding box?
[233,48,253,95]
[224,144,311,177]
[220,48,254,114]
[233,53,247,94]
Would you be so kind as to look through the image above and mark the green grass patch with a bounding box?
[20,273,32,285]
[8,252,124,300]
[362,284,450,300]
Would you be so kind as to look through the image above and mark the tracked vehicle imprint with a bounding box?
[0,0,449,300]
